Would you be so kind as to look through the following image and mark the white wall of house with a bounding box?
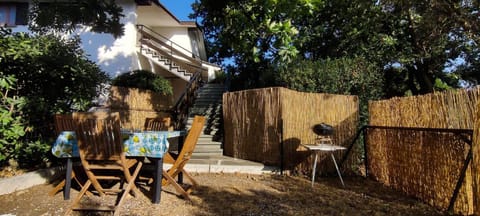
[6,0,220,83]
[152,27,193,58]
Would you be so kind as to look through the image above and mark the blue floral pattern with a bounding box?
[51,131,78,157]
[52,130,182,158]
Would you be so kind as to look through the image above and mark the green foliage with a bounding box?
[194,0,480,96]
[0,28,108,125]
[29,0,124,38]
[277,57,384,124]
[112,70,173,95]
[211,70,227,84]
[15,140,52,168]
[0,74,26,165]
[192,0,314,66]
[0,27,108,167]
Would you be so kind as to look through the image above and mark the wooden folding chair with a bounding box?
[162,115,205,200]
[144,117,172,131]
[65,112,143,216]
[49,114,88,197]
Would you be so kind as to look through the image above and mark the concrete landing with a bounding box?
[185,155,277,174]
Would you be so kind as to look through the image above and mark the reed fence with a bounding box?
[368,88,480,215]
[107,86,173,130]
[223,87,359,174]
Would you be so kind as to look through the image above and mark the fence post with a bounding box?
[280,118,284,175]
[473,107,480,215]
[363,127,368,177]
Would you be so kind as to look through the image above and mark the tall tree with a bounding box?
[373,0,480,94]
[29,0,124,38]
[193,0,480,96]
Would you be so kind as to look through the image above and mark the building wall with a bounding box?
[151,27,193,57]
[6,0,218,86]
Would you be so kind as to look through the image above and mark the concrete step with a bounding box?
[184,156,276,174]
[200,84,224,89]
[193,148,223,154]
[194,99,222,103]
[190,106,221,112]
[196,140,222,146]
[202,129,220,136]
[190,152,223,157]
[197,91,223,96]
[195,141,221,146]
[186,83,225,157]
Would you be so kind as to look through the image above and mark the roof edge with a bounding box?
[136,0,197,27]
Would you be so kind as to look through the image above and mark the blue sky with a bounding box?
[159,0,196,21]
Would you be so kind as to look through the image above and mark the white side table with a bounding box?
[303,143,346,187]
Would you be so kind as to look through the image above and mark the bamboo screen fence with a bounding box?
[368,88,480,215]
[107,86,173,130]
[223,87,359,174]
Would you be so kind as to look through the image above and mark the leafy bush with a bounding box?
[15,140,52,168]
[211,70,227,84]
[0,28,108,168]
[0,74,26,166]
[0,28,108,131]
[112,70,173,95]
[277,57,384,125]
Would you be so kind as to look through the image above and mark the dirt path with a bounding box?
[0,173,444,216]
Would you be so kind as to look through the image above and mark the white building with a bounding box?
[0,0,221,101]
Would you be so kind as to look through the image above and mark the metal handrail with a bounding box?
[137,24,204,63]
[136,24,205,130]
[140,38,204,73]
[171,71,203,129]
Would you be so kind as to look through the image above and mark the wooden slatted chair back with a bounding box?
[73,112,124,161]
[67,111,143,216]
[176,115,205,163]
[144,117,172,131]
[54,114,75,134]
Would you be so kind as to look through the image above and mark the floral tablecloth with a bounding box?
[51,130,182,158]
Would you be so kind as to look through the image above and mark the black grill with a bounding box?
[312,123,333,136]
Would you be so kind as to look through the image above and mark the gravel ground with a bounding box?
[0,172,444,216]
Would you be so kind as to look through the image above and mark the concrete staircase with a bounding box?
[187,83,225,157]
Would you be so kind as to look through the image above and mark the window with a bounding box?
[0,3,28,27]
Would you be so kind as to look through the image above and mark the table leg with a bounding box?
[331,153,345,187]
[153,157,163,204]
[177,135,184,184]
[64,158,72,200]
[312,153,318,187]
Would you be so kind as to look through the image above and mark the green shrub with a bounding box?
[0,74,26,166]
[0,28,108,168]
[112,70,173,95]
[277,57,384,125]
[15,140,52,169]
[211,70,227,84]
